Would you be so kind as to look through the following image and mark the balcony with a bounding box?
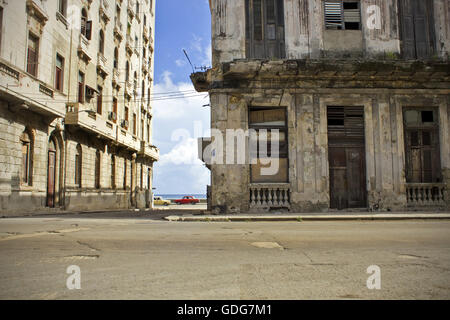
[406,183,446,207]
[139,141,160,161]
[142,27,149,43]
[65,103,116,140]
[112,69,121,88]
[99,0,110,24]
[127,2,135,20]
[113,19,123,42]
[142,60,148,74]
[249,184,291,210]
[124,80,133,98]
[77,34,92,63]
[0,60,65,118]
[97,53,109,78]
[125,35,134,55]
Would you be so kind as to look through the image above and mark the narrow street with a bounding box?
[0,214,449,299]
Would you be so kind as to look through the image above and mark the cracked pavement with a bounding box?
[0,214,449,299]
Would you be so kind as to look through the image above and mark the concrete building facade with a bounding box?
[193,0,450,214]
[0,0,158,216]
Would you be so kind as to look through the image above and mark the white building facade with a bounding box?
[0,0,158,215]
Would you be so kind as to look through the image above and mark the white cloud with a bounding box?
[159,138,202,166]
[152,71,208,120]
[175,59,186,67]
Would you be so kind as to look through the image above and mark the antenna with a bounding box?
[183,49,211,73]
[183,49,195,73]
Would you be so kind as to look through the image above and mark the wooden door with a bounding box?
[329,146,366,209]
[47,151,56,208]
[328,106,366,209]
[399,0,435,59]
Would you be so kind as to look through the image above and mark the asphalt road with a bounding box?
[0,215,449,299]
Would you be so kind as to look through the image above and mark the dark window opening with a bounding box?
[325,1,361,30]
[421,111,434,123]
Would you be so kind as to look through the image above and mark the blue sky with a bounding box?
[152,0,211,195]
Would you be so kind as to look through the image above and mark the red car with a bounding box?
[174,196,200,205]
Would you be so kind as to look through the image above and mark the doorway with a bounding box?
[327,106,367,209]
[47,139,57,208]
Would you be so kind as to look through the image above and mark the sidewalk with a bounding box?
[164,212,450,222]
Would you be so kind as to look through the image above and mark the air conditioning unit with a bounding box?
[108,112,117,121]
[121,120,129,128]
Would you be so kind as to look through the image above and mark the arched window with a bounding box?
[125,60,130,81]
[99,30,105,55]
[58,0,67,17]
[20,130,33,186]
[80,9,91,40]
[75,144,82,187]
[95,150,101,189]
[114,47,119,69]
[111,155,116,189]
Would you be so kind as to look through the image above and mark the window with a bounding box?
[140,164,143,189]
[147,122,150,142]
[111,155,116,189]
[95,150,101,189]
[136,1,140,15]
[141,118,144,139]
[142,80,145,99]
[245,0,285,59]
[144,15,147,26]
[133,113,137,135]
[20,131,33,186]
[404,108,442,183]
[124,106,129,129]
[125,61,130,81]
[80,9,92,39]
[75,144,82,187]
[55,54,64,92]
[249,107,288,183]
[113,97,118,123]
[324,1,361,30]
[97,86,103,115]
[114,47,119,69]
[99,30,105,55]
[147,87,151,107]
[78,72,85,103]
[27,33,39,76]
[0,8,3,51]
[123,159,128,190]
[58,0,67,17]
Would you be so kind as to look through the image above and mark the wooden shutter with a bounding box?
[325,1,343,29]
[27,34,39,76]
[86,21,92,40]
[246,0,285,59]
[399,0,435,59]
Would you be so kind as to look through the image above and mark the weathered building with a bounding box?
[0,0,158,216]
[193,0,450,213]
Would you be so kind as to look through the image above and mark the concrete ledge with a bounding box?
[164,213,450,222]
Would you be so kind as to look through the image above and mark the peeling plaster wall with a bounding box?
[211,0,449,62]
[209,88,449,213]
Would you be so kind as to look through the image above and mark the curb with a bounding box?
[164,214,450,222]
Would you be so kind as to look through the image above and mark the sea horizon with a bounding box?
[156,193,207,199]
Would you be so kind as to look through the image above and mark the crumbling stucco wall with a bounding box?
[211,0,448,62]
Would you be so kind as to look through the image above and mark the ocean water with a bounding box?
[156,194,207,199]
